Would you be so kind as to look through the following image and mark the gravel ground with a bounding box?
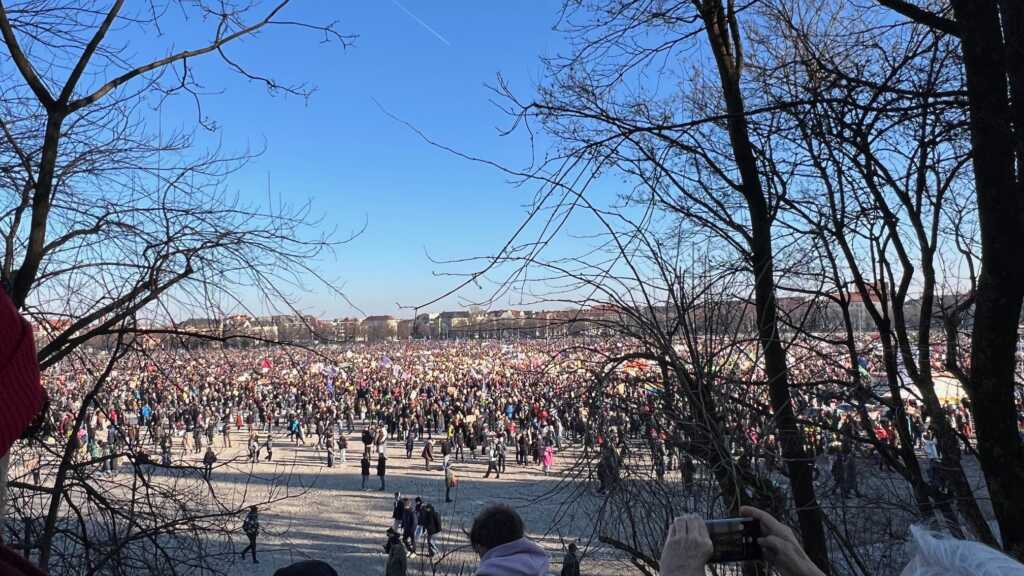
[204,430,624,576]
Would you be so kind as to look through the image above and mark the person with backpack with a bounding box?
[240,506,260,564]
[421,502,442,557]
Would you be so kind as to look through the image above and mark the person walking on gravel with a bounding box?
[443,455,456,503]
[361,454,371,490]
[377,453,388,491]
[240,506,260,564]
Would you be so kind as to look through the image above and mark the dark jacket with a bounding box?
[361,457,371,476]
[377,455,387,477]
[561,551,580,576]
[385,543,407,576]
[401,507,416,534]
[422,505,442,535]
[242,511,260,537]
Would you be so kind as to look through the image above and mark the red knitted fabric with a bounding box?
[0,290,44,459]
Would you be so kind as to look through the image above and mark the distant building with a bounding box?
[397,319,413,340]
[363,315,398,341]
[331,317,362,342]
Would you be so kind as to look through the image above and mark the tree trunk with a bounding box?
[951,0,1024,557]
[700,2,831,571]
[10,111,63,309]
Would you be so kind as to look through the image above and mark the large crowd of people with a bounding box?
[21,334,1011,515]
[2,274,1024,575]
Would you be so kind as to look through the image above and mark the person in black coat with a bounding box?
[561,542,581,576]
[377,453,387,491]
[400,498,417,554]
[421,502,442,557]
[360,455,371,491]
[362,427,374,458]
[391,493,404,530]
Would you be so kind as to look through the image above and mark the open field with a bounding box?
[195,429,621,576]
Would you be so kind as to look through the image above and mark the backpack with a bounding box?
[243,514,259,537]
[428,509,442,535]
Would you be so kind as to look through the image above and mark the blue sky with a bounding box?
[149,2,573,318]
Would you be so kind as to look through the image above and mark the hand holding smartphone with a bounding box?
[705,518,762,563]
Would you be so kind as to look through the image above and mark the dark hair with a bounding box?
[273,560,338,576]
[469,504,524,550]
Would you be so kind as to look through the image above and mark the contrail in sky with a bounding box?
[392,0,452,46]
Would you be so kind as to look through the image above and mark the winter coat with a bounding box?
[422,505,442,535]
[542,447,555,467]
[560,551,580,576]
[385,543,407,576]
[242,511,260,537]
[377,455,387,477]
[401,507,416,534]
[361,458,371,476]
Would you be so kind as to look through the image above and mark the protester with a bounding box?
[361,455,371,491]
[377,453,388,491]
[484,441,501,479]
[443,456,456,503]
[385,528,407,576]
[240,505,260,564]
[542,445,555,476]
[420,501,442,557]
[422,438,434,471]
[400,497,417,554]
[560,542,580,576]
[391,493,404,530]
[202,446,217,480]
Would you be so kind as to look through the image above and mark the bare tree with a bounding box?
[871,0,1024,558]
[747,0,994,544]
[0,2,357,573]
[481,1,831,569]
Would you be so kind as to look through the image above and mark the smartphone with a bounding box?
[705,518,762,563]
